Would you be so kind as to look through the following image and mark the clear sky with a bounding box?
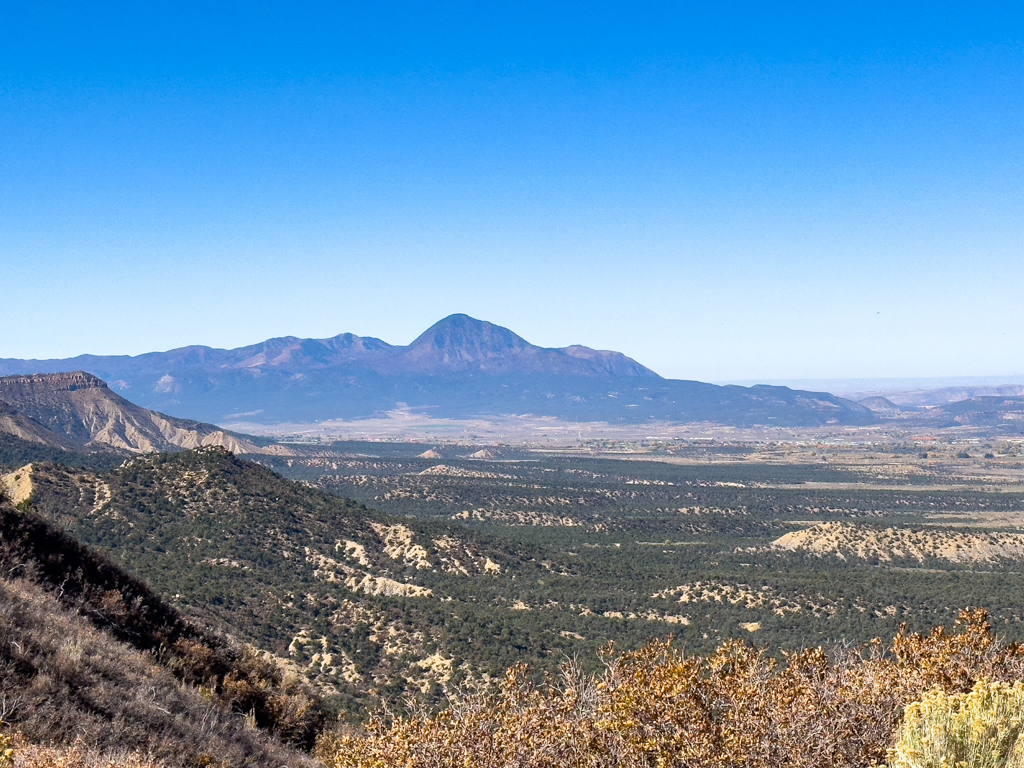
[2,2,1022,382]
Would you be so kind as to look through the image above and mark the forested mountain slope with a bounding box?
[20,448,532,716]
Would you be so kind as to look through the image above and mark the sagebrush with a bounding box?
[889,679,1024,768]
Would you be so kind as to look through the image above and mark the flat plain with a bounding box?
[251,430,1024,701]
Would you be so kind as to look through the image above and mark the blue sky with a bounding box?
[2,2,1022,381]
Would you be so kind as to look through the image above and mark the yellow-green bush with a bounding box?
[889,680,1024,768]
[0,730,13,768]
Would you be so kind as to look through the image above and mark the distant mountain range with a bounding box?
[0,371,273,454]
[865,383,1024,408]
[0,315,876,428]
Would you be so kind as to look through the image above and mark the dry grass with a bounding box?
[0,495,326,751]
[0,493,317,766]
[0,575,315,768]
[10,737,164,768]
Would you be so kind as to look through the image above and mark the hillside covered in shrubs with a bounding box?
[5,447,1024,766]
[0,492,322,766]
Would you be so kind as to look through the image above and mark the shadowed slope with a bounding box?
[0,492,324,762]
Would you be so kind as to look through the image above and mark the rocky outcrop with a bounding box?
[0,372,279,455]
[1,463,34,504]
[772,521,1024,565]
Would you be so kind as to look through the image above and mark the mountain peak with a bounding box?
[398,315,662,378]
[413,314,527,346]
[406,315,531,367]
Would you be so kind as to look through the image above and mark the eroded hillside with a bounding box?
[21,441,1024,725]
[772,521,1024,565]
[0,372,279,455]
[22,448,528,715]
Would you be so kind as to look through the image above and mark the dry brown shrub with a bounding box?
[323,610,1024,768]
[887,679,1024,768]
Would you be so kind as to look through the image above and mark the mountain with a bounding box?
[854,392,1024,429]
[0,315,656,381]
[0,315,876,427]
[873,383,1024,408]
[0,371,277,454]
[926,396,1024,428]
[398,314,656,376]
[858,396,906,415]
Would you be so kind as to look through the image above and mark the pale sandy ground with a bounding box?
[223,409,931,446]
[222,411,1024,488]
[222,410,724,445]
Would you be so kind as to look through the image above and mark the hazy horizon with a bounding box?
[718,375,1024,395]
[5,314,1024,396]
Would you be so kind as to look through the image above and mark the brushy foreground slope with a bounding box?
[0,576,312,767]
[0,492,323,766]
[320,610,1024,768]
